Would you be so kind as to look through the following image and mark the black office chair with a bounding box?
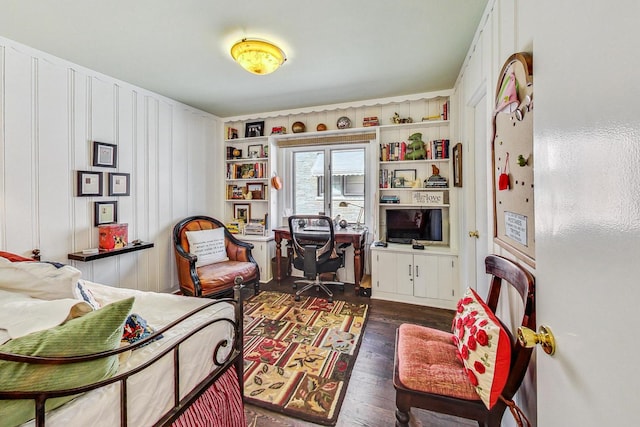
[288,215,345,302]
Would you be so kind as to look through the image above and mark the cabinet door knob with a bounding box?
[468,230,480,238]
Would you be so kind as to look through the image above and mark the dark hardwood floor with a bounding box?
[241,279,475,427]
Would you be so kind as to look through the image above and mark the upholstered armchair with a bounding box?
[173,216,259,298]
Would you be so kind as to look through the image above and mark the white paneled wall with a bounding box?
[0,38,220,293]
[453,1,535,426]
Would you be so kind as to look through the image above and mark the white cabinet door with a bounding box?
[436,255,457,300]
[373,250,397,293]
[413,254,458,300]
[413,254,437,298]
[396,253,414,296]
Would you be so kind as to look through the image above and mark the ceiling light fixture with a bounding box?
[230,38,286,75]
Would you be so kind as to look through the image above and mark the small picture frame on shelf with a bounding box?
[247,144,263,158]
[245,121,265,138]
[92,141,117,168]
[94,201,118,226]
[234,203,251,222]
[453,142,463,187]
[77,170,103,197]
[226,127,239,140]
[393,169,416,188]
[246,183,265,200]
[108,172,130,196]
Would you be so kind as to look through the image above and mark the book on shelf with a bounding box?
[379,169,391,188]
[226,162,265,179]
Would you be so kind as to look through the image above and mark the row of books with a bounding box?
[379,139,450,161]
[226,162,266,180]
[429,139,450,160]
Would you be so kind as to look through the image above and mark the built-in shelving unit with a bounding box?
[223,135,270,225]
[370,97,459,309]
[222,92,459,308]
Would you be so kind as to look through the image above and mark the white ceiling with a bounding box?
[0,0,488,119]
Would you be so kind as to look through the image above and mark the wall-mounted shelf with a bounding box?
[68,242,154,262]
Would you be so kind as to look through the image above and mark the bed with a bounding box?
[0,252,246,427]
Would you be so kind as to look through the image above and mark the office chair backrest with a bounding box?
[288,215,335,264]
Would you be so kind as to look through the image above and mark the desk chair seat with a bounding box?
[288,215,345,303]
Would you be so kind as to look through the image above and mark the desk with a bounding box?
[273,226,367,295]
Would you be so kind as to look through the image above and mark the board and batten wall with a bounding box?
[0,37,222,293]
[452,1,536,426]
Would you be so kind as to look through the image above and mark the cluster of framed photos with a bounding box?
[76,141,130,226]
[77,171,130,197]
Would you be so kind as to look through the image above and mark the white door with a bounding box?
[472,93,489,296]
[535,2,640,425]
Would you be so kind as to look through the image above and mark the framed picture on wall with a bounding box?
[108,172,130,196]
[92,141,118,168]
[453,143,463,187]
[95,201,118,226]
[76,170,103,197]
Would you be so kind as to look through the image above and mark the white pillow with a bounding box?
[0,257,80,300]
[185,228,229,267]
[0,289,93,339]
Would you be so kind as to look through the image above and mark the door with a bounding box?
[535,3,640,425]
[465,88,490,296]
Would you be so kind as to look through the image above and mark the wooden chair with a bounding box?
[393,255,535,427]
[173,215,260,298]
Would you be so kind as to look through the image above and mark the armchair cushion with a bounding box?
[451,287,511,409]
[186,228,229,267]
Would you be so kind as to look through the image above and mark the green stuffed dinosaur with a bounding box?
[405,132,426,160]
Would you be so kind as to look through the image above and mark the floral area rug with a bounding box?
[242,291,369,426]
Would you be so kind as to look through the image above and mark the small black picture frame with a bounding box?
[92,141,118,168]
[108,172,131,196]
[453,142,463,187]
[76,170,103,197]
[244,121,265,138]
[95,201,118,226]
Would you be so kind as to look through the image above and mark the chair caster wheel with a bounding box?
[295,295,301,302]
[328,298,333,303]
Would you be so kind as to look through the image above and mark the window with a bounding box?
[290,145,368,224]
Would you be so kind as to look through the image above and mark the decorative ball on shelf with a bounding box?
[339,219,348,229]
[336,116,352,129]
[232,148,241,158]
[292,121,306,133]
[316,123,327,131]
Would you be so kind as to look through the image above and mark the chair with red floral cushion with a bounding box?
[393,255,535,427]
